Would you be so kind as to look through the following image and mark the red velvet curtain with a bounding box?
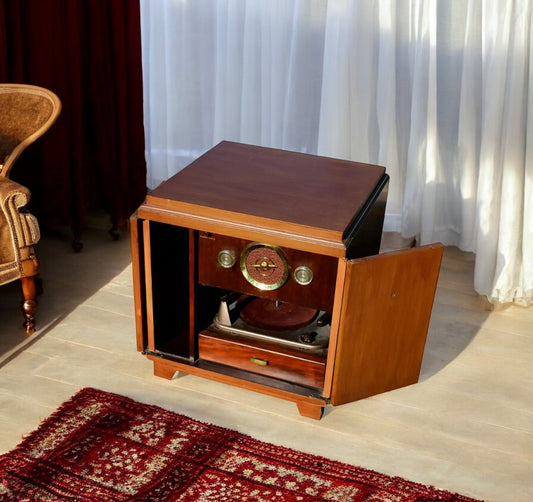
[0,0,147,243]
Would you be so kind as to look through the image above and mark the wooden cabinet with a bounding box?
[130,142,443,419]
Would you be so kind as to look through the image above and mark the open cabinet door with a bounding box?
[329,244,444,406]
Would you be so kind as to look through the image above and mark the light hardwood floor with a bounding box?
[0,217,531,502]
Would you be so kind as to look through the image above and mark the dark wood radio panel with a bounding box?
[197,231,338,312]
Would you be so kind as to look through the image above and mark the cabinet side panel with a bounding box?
[322,259,347,399]
[343,174,389,259]
[330,244,444,406]
[142,221,155,351]
[130,214,147,352]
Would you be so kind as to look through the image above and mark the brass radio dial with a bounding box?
[240,242,290,290]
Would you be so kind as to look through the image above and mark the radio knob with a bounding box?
[293,265,313,286]
[218,250,236,268]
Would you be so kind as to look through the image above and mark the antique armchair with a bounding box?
[0,84,61,333]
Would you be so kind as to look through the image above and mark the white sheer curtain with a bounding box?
[140,0,327,189]
[140,0,532,306]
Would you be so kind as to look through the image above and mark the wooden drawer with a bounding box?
[198,331,326,389]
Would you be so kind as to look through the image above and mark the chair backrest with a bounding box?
[0,84,62,177]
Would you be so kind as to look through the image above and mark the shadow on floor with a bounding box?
[0,217,132,366]
[419,247,491,380]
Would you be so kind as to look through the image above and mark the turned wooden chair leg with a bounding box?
[20,276,37,334]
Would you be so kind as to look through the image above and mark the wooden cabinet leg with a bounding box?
[296,401,324,420]
[153,359,177,380]
[20,276,37,334]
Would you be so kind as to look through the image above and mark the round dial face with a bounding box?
[240,243,290,290]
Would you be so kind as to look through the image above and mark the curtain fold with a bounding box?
[474,0,532,303]
[140,0,327,189]
[140,0,532,306]
[0,0,146,238]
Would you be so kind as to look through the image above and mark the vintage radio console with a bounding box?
[130,141,443,419]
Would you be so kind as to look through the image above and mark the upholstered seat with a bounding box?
[0,84,61,333]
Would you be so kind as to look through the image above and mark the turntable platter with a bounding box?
[240,298,317,331]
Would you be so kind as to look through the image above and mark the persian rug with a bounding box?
[0,388,483,501]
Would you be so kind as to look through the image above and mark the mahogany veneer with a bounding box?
[130,141,443,419]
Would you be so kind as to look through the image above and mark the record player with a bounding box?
[131,141,443,419]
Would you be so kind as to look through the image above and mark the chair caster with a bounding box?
[109,226,121,240]
[22,299,37,335]
[72,239,83,253]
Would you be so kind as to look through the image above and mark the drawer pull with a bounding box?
[250,356,269,366]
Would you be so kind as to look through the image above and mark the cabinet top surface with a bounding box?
[145,141,386,243]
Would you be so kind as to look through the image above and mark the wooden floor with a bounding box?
[0,217,531,502]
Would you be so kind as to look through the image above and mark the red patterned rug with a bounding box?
[0,388,483,501]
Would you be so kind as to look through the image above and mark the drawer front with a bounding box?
[199,332,325,389]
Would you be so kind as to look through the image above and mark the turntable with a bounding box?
[213,293,330,350]
[131,141,443,419]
